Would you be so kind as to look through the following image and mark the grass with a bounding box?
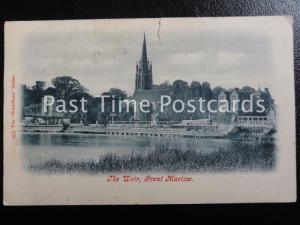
[28,140,276,174]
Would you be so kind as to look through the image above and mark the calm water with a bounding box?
[21,133,238,164]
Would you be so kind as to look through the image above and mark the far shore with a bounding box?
[20,128,276,143]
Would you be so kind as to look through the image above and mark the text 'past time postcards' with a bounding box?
[3,17,296,205]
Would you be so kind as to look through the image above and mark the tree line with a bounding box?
[22,76,273,124]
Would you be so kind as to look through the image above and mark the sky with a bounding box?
[20,17,275,96]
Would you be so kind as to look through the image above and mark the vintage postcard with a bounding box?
[3,17,296,205]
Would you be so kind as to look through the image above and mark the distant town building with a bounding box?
[23,96,64,124]
[217,89,261,114]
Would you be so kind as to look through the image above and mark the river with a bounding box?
[21,132,234,163]
[20,132,276,172]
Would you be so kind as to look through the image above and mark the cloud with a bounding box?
[168,52,206,65]
[20,19,272,95]
[217,51,245,67]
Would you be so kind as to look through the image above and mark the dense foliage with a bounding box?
[22,76,273,123]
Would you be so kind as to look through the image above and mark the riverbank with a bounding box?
[28,140,276,174]
[21,124,276,142]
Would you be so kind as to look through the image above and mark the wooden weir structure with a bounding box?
[22,116,276,142]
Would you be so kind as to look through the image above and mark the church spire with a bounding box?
[141,32,147,61]
[135,33,153,91]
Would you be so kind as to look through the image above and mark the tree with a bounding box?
[52,76,87,101]
[21,85,33,106]
[96,88,128,124]
[51,76,89,123]
[157,81,172,89]
[43,87,56,97]
[107,88,127,99]
[261,88,274,109]
[31,81,46,103]
[86,97,101,124]
[241,86,254,92]
[32,81,45,91]
[108,88,127,121]
[212,86,225,98]
[202,81,213,100]
[190,81,202,98]
[172,80,189,99]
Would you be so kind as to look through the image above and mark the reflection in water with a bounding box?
[22,133,230,162]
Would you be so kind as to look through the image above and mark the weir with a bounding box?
[21,118,276,142]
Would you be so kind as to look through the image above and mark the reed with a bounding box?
[29,141,276,174]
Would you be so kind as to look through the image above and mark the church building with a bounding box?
[132,34,169,122]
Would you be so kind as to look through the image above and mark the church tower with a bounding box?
[135,33,153,91]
